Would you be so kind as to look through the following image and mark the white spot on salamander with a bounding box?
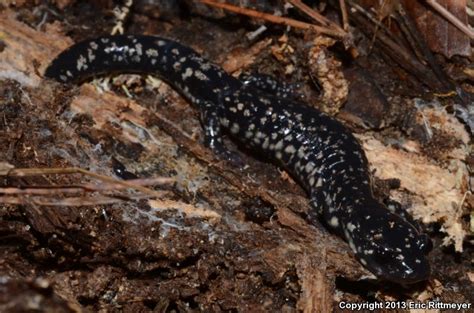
[87,49,95,62]
[274,140,284,151]
[305,162,315,173]
[200,62,212,70]
[182,68,193,80]
[284,145,296,154]
[194,70,208,81]
[135,43,143,55]
[329,216,339,228]
[146,48,159,57]
[346,222,356,233]
[230,123,240,134]
[76,54,88,71]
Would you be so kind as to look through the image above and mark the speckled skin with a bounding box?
[45,35,432,284]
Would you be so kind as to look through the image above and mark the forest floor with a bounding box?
[0,2,472,312]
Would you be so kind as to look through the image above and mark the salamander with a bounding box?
[45,35,432,284]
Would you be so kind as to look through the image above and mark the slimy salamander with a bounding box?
[45,35,432,284]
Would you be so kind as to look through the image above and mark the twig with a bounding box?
[347,0,405,48]
[396,7,453,91]
[287,0,346,35]
[287,0,330,26]
[246,25,268,41]
[3,167,165,199]
[394,11,427,61]
[1,187,91,195]
[339,0,349,31]
[0,195,145,206]
[198,0,345,38]
[425,0,474,39]
[347,1,444,90]
[0,176,173,195]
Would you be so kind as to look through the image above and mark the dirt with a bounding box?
[0,1,472,312]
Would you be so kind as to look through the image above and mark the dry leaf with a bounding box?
[403,0,471,58]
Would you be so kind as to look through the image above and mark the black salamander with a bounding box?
[45,35,432,284]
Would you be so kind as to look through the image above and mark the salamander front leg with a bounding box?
[384,199,421,230]
[239,73,304,100]
[307,191,328,230]
[200,102,244,166]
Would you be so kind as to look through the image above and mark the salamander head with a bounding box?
[342,204,432,284]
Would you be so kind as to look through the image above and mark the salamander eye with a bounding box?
[417,234,433,254]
